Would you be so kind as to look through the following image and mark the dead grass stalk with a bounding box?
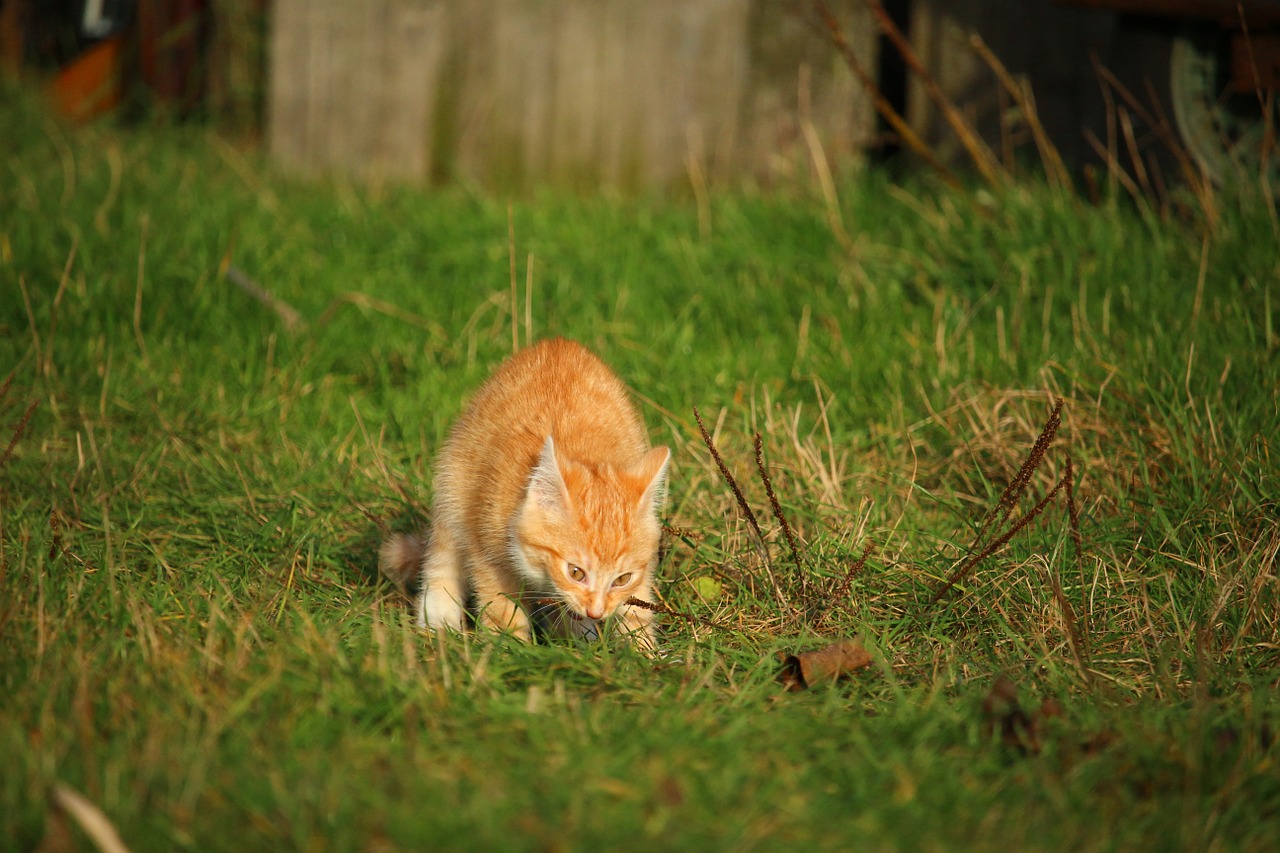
[809,1,959,188]
[693,405,789,610]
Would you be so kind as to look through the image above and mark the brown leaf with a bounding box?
[778,638,874,691]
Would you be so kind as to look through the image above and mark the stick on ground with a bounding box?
[223,262,305,331]
[51,783,131,853]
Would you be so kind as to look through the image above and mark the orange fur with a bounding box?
[381,338,669,648]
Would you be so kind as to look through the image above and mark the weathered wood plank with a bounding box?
[268,0,877,188]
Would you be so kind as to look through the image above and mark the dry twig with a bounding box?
[222,260,305,331]
[51,783,131,853]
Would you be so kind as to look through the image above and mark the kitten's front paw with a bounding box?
[418,586,466,632]
[475,595,534,642]
[616,606,658,655]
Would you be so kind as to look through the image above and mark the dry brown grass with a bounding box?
[658,375,1276,696]
[903,382,1185,514]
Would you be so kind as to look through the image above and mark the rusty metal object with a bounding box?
[51,37,124,122]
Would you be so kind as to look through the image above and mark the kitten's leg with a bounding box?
[615,603,657,653]
[416,526,467,632]
[470,569,533,641]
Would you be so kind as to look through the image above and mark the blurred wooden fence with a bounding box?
[267,0,877,188]
[267,0,1136,188]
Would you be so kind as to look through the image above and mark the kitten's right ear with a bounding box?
[527,435,571,514]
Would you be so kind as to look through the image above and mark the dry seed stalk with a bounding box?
[753,431,806,585]
[1048,555,1092,682]
[930,465,1069,604]
[693,406,761,538]
[1,398,37,470]
[925,415,1095,688]
[970,398,1063,555]
[930,399,1065,604]
[1065,455,1083,557]
[49,509,63,560]
[693,405,789,609]
[1064,455,1091,668]
[1087,55,1215,219]
[625,596,731,632]
[967,33,1073,192]
[536,597,736,635]
[222,260,306,331]
[816,539,877,631]
[1045,457,1092,684]
[662,523,702,543]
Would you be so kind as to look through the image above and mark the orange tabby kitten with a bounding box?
[380,338,669,649]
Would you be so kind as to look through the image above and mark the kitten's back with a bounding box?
[396,338,667,644]
[436,338,651,548]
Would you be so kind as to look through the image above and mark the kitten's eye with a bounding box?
[612,573,632,587]
[568,564,586,582]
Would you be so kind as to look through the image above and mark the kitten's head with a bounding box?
[512,436,670,624]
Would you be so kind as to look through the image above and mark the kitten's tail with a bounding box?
[379,532,426,601]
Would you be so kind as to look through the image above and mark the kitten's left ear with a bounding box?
[631,446,671,514]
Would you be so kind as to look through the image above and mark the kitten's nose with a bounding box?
[586,595,606,620]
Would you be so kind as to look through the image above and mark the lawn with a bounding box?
[3,84,1279,851]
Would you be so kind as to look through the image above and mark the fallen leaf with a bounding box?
[689,575,723,602]
[778,637,873,691]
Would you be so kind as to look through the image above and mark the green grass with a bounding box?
[3,84,1279,850]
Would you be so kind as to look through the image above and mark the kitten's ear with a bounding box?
[527,435,571,514]
[631,446,670,514]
